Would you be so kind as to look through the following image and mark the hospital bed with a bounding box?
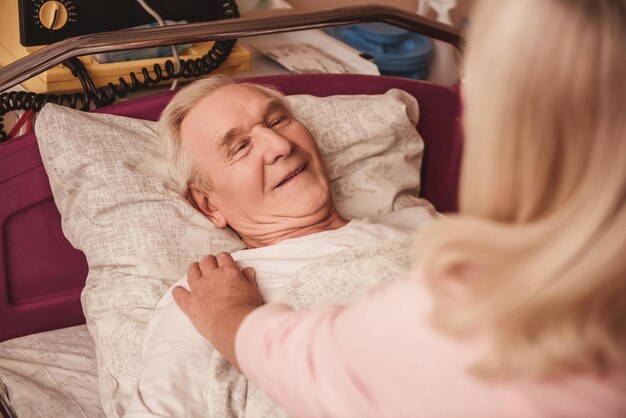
[0,5,463,417]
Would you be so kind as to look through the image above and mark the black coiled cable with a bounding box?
[0,0,239,142]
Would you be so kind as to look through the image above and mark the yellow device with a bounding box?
[0,0,250,94]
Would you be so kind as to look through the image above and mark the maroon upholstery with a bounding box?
[0,74,462,341]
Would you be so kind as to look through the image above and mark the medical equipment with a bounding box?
[17,0,226,46]
[0,0,248,141]
[326,23,433,79]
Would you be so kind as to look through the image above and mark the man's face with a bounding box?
[180,84,333,244]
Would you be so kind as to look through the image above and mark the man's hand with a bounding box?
[172,252,264,371]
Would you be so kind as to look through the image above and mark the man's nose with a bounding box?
[256,127,293,165]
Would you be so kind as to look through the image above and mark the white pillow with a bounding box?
[34,88,424,417]
[289,89,425,218]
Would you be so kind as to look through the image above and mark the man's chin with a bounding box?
[232,196,343,248]
[290,197,338,224]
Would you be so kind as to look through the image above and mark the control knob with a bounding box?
[38,1,69,30]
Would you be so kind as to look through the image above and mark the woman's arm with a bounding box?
[233,276,431,417]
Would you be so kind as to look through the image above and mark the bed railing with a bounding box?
[0,5,462,93]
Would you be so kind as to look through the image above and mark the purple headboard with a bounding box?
[0,74,462,341]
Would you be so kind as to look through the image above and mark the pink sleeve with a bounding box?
[235,272,441,417]
[235,272,626,418]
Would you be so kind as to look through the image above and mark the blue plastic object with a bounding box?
[326,23,433,79]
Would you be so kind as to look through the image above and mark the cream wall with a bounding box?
[285,0,476,28]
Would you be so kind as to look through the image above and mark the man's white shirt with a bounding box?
[124,206,434,417]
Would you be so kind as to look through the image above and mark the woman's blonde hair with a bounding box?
[158,75,285,192]
[417,0,626,377]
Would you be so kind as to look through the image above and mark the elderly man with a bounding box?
[125,76,431,417]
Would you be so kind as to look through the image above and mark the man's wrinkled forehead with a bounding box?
[180,84,284,149]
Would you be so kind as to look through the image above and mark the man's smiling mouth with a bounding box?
[274,164,307,189]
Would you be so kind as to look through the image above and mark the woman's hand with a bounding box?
[172,252,263,370]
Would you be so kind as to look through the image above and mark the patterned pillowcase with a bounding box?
[290,89,425,218]
[34,88,424,417]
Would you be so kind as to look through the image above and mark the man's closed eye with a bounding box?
[269,115,292,128]
[231,140,251,158]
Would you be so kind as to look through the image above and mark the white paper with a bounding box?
[248,30,380,76]
[255,43,359,73]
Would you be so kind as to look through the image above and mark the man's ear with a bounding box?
[187,185,228,228]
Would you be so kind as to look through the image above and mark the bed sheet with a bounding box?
[0,325,103,418]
